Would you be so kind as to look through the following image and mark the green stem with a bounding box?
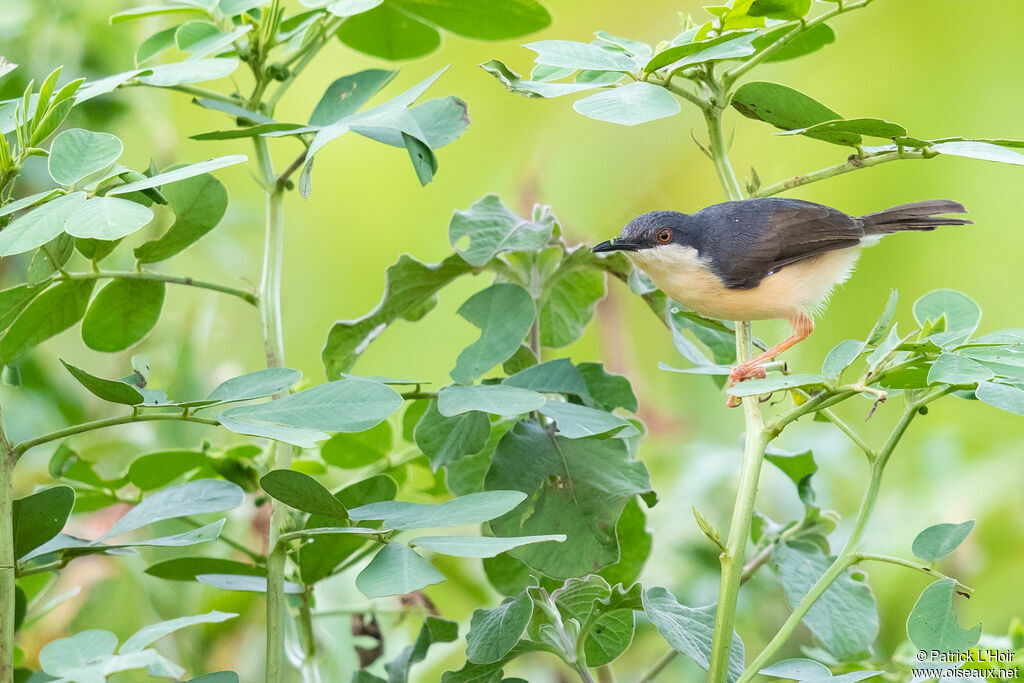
[0,414,14,682]
[723,0,874,89]
[854,552,973,596]
[265,16,344,115]
[752,149,927,198]
[737,401,921,681]
[182,516,264,564]
[61,271,257,306]
[703,92,771,683]
[12,413,219,460]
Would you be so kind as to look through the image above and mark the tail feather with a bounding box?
[860,200,972,234]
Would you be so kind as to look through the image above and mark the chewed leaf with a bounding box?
[448,194,555,267]
[906,579,981,652]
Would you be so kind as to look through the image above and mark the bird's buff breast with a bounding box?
[628,244,860,322]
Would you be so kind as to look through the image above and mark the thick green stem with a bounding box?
[1,431,14,682]
[703,96,772,683]
[752,150,927,198]
[62,271,257,306]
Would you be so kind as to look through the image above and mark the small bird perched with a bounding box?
[592,197,971,404]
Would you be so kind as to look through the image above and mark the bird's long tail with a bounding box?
[859,199,972,234]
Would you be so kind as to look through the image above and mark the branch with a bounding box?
[854,552,973,597]
[62,271,258,306]
[723,0,875,89]
[752,149,928,198]
[13,413,219,459]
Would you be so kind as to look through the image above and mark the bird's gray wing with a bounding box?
[703,199,865,289]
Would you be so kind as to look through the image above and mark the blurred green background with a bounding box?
[2,0,1023,679]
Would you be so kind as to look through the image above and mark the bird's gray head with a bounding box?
[591,211,697,254]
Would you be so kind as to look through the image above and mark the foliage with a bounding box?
[0,0,1021,682]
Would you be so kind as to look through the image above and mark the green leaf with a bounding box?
[191,122,305,141]
[645,30,758,73]
[299,475,397,583]
[0,189,64,219]
[572,81,680,126]
[913,289,981,333]
[136,58,238,87]
[121,610,237,653]
[749,0,811,20]
[111,5,207,23]
[727,374,828,397]
[540,255,606,347]
[599,497,651,587]
[759,659,831,680]
[524,40,637,72]
[127,450,208,491]
[38,630,124,679]
[758,23,835,63]
[48,129,123,186]
[81,279,165,352]
[0,285,48,332]
[186,673,240,683]
[912,520,975,562]
[321,420,394,468]
[61,359,144,405]
[538,401,637,438]
[764,444,817,508]
[13,486,74,559]
[450,283,535,384]
[732,82,854,146]
[98,479,244,541]
[323,254,473,379]
[0,279,95,365]
[23,521,226,563]
[466,590,533,664]
[822,339,865,379]
[411,534,565,558]
[309,69,397,126]
[771,541,878,658]
[976,381,1024,415]
[134,173,228,263]
[197,574,303,593]
[336,4,441,60]
[221,378,402,432]
[578,362,637,412]
[391,0,550,40]
[906,579,981,653]
[414,399,489,470]
[504,358,593,404]
[349,490,527,530]
[448,194,555,267]
[642,587,745,683]
[260,469,349,519]
[481,59,620,99]
[206,368,302,403]
[28,234,75,285]
[136,26,178,65]
[437,384,546,417]
[777,118,907,147]
[403,131,438,185]
[216,412,329,448]
[932,140,1024,166]
[927,353,993,386]
[382,615,458,683]
[486,421,652,577]
[0,192,87,256]
[440,642,544,682]
[108,155,247,195]
[355,543,445,599]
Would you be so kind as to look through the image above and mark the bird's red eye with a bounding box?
[656,229,672,243]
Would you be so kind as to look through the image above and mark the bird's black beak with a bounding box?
[592,239,639,253]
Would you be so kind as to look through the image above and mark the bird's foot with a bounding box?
[725,363,768,408]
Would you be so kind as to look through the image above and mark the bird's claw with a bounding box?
[726,363,768,407]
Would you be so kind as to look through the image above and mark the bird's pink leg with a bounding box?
[726,314,814,407]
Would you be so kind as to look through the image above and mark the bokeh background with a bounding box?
[2,0,1023,679]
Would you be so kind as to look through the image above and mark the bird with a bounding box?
[592,197,971,405]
